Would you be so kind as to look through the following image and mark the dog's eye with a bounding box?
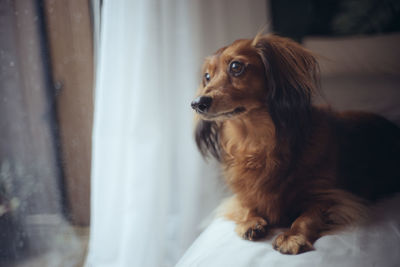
[229,61,245,76]
[204,73,211,82]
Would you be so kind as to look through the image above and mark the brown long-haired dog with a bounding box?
[191,34,400,254]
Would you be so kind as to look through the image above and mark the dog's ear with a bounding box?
[254,35,319,147]
[195,119,221,161]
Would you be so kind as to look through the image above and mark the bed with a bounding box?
[177,194,400,267]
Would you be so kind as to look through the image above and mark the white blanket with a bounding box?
[177,194,400,267]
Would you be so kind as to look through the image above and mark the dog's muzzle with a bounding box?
[191,96,213,113]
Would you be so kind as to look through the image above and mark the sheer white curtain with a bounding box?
[86,1,268,266]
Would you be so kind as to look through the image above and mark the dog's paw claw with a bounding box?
[237,219,268,241]
[273,232,314,254]
[244,223,267,240]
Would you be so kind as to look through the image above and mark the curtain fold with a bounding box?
[86,1,268,266]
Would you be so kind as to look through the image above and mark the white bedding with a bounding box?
[177,194,400,267]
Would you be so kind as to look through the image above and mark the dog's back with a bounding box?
[333,111,400,201]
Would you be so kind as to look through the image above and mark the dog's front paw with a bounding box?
[235,217,268,241]
[273,232,314,254]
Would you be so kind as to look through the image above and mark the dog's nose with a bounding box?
[191,96,213,113]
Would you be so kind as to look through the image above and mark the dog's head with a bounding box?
[192,34,319,160]
[191,38,268,121]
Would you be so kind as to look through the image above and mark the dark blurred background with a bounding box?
[271,0,400,41]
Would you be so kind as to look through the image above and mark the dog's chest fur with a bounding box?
[219,110,288,223]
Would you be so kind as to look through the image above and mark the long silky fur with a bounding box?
[254,36,319,163]
[195,119,221,161]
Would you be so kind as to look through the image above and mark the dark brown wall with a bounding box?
[43,0,94,226]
